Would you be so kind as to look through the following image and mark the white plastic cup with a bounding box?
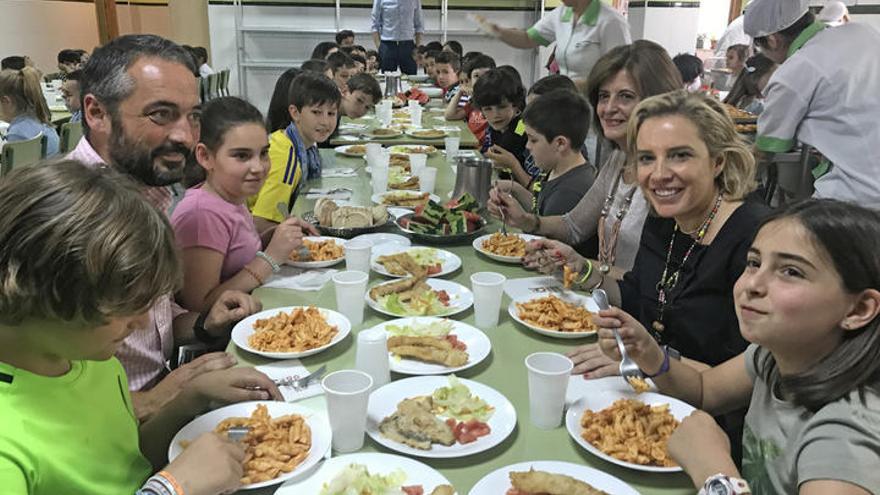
[333,270,368,327]
[418,167,437,194]
[322,370,373,453]
[365,143,383,163]
[408,99,420,110]
[410,106,423,128]
[470,272,506,328]
[525,352,573,429]
[355,328,391,390]
[409,153,427,177]
[444,136,460,163]
[344,239,373,274]
[372,166,389,195]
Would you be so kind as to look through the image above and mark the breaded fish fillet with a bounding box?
[509,469,609,495]
[388,336,468,367]
[378,396,455,450]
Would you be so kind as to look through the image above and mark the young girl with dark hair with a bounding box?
[596,199,880,494]
[171,97,317,312]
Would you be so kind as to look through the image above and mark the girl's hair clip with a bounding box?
[746,66,757,73]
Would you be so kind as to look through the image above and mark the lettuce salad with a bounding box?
[386,319,453,337]
[320,464,407,495]
[379,291,448,316]
[431,375,495,422]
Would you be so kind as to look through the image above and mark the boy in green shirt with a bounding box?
[0,161,281,495]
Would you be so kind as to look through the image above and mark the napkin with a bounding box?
[263,266,339,291]
[321,168,357,178]
[255,359,324,402]
[303,188,352,201]
[336,134,361,141]
[338,122,368,131]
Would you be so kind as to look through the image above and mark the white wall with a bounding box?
[629,5,701,56]
[208,3,540,111]
[0,0,171,75]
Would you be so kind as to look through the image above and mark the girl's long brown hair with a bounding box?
[0,67,51,124]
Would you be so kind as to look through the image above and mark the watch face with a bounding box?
[708,480,731,495]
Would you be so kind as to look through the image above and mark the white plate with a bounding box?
[350,232,411,248]
[334,144,367,157]
[469,460,639,495]
[388,144,439,155]
[371,245,462,278]
[507,294,599,339]
[405,128,447,139]
[565,391,694,473]
[231,306,352,359]
[364,128,404,139]
[276,452,456,494]
[366,376,516,458]
[372,191,440,208]
[366,278,473,318]
[169,401,331,490]
[285,236,346,268]
[371,317,491,375]
[472,233,543,263]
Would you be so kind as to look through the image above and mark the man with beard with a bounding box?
[69,34,280,421]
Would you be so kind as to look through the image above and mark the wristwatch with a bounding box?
[699,474,751,495]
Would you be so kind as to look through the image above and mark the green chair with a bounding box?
[0,134,47,178]
[59,121,83,154]
[206,73,219,101]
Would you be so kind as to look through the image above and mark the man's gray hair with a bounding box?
[80,34,197,136]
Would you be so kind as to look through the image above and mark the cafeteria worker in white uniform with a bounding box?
[474,0,631,88]
[745,0,880,207]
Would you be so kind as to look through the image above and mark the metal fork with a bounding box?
[593,289,644,382]
[276,202,311,261]
[227,426,250,443]
[499,183,509,236]
[273,364,327,391]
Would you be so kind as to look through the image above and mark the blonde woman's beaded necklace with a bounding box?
[652,194,723,336]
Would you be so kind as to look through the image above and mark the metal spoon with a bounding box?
[593,289,644,382]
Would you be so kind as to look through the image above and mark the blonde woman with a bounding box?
[0,67,59,155]
[561,90,767,375]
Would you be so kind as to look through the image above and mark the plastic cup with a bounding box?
[365,143,383,163]
[344,239,373,274]
[409,153,427,177]
[410,106,422,128]
[418,167,437,193]
[408,99,420,110]
[444,136,460,162]
[525,352,573,429]
[322,370,373,453]
[355,328,391,390]
[470,272,506,328]
[372,166,388,195]
[333,270,368,327]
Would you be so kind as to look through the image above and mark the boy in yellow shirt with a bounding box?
[249,72,341,233]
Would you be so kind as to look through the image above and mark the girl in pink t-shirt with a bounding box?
[172,97,317,312]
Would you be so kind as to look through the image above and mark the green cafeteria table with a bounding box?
[229,149,693,495]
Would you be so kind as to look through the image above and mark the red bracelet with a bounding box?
[157,470,185,495]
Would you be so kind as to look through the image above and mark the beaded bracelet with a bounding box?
[256,250,281,273]
[242,264,265,285]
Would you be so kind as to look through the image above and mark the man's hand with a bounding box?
[204,290,262,338]
[184,367,283,412]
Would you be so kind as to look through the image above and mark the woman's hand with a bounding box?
[594,306,665,374]
[163,432,245,495]
[487,182,532,230]
[265,216,319,262]
[566,343,620,378]
[522,239,585,274]
[668,410,740,488]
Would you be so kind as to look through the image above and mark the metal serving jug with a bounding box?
[384,74,401,97]
[452,156,493,208]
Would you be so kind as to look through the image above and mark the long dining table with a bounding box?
[229,146,694,495]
